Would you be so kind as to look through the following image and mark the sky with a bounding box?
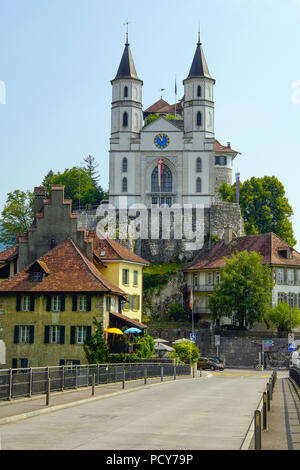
[0,0,300,247]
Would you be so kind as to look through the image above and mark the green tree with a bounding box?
[144,113,182,127]
[208,250,272,327]
[265,303,300,332]
[83,318,109,364]
[0,190,34,247]
[82,154,100,187]
[134,333,155,358]
[170,341,200,365]
[42,166,106,208]
[218,176,296,246]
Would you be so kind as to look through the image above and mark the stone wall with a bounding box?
[147,327,294,368]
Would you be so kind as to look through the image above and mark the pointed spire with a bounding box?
[186,31,213,80]
[113,22,141,81]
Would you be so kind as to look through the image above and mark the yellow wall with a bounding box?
[97,261,144,322]
[0,293,115,368]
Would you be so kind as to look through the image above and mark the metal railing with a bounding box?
[289,367,300,388]
[0,362,191,402]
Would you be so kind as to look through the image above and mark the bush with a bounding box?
[170,341,200,365]
[134,333,155,358]
[108,353,142,363]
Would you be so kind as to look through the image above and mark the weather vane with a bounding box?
[123,19,130,44]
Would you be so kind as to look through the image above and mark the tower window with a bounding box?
[215,156,227,166]
[197,85,201,97]
[196,177,202,193]
[122,157,128,173]
[124,86,128,98]
[196,157,202,173]
[196,111,202,126]
[122,177,128,193]
[123,112,128,127]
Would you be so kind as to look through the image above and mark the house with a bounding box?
[183,229,300,326]
[0,185,149,367]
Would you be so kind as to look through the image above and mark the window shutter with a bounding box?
[29,326,34,344]
[30,296,35,312]
[137,296,140,310]
[72,295,77,312]
[12,358,18,369]
[60,326,65,344]
[46,295,51,312]
[16,296,21,312]
[14,326,19,344]
[70,326,76,344]
[73,360,80,365]
[86,326,92,342]
[60,295,65,312]
[44,326,50,344]
[59,359,65,366]
[87,295,92,312]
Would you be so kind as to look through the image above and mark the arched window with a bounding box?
[151,164,172,193]
[123,112,128,127]
[196,157,202,173]
[124,86,128,98]
[196,111,202,126]
[196,177,202,193]
[122,177,128,193]
[197,85,201,97]
[122,157,128,172]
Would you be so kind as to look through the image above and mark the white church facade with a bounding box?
[109,34,240,211]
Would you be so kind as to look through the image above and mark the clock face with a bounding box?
[154,133,170,149]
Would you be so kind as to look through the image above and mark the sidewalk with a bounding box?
[250,372,300,450]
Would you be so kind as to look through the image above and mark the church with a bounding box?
[109,32,240,211]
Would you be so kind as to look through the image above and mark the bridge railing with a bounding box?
[0,362,191,402]
[289,366,300,388]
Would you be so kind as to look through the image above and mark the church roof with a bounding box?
[186,40,213,81]
[113,42,140,81]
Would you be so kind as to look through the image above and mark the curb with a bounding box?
[0,376,199,426]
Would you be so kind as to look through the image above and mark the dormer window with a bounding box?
[278,248,292,259]
[31,272,43,282]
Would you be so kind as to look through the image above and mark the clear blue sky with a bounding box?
[0,0,300,247]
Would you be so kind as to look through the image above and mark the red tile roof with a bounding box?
[144,99,170,113]
[184,233,300,271]
[214,139,239,154]
[0,239,126,295]
[0,245,18,262]
[110,312,147,329]
[87,232,149,265]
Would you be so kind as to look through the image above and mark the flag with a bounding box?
[189,289,193,310]
[158,158,164,189]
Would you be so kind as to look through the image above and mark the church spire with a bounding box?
[186,32,213,80]
[113,24,141,81]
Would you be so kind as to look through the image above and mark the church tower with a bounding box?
[183,32,215,140]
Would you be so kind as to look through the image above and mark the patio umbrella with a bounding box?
[154,343,175,352]
[172,338,192,344]
[104,328,124,335]
[124,328,142,334]
[153,338,169,343]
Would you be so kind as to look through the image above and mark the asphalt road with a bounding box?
[0,370,272,450]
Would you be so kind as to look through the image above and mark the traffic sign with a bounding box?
[263,340,274,345]
[289,342,295,351]
[215,335,220,346]
[190,333,196,343]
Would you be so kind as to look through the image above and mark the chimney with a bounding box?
[227,142,231,148]
[224,227,233,245]
[34,187,47,214]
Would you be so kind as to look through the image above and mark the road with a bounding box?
[0,370,272,450]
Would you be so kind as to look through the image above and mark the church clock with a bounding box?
[154,133,170,149]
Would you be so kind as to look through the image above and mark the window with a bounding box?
[278,292,285,303]
[196,177,202,193]
[297,294,300,309]
[123,112,128,127]
[53,295,61,312]
[122,269,129,285]
[124,86,128,98]
[193,274,198,287]
[129,295,140,311]
[122,177,128,193]
[122,157,128,172]
[20,326,30,343]
[276,269,284,285]
[152,197,158,206]
[106,296,111,312]
[31,272,43,282]
[78,295,87,312]
[77,326,87,344]
[151,164,172,193]
[22,296,31,312]
[215,272,220,284]
[133,270,138,286]
[287,269,294,285]
[196,111,202,126]
[50,326,60,344]
[197,85,201,97]
[215,156,227,166]
[196,157,202,173]
[207,272,213,285]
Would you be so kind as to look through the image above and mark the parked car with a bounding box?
[197,356,224,371]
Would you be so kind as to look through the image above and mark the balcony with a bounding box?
[192,307,211,315]
[188,284,215,292]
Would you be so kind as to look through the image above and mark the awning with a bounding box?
[109,312,147,330]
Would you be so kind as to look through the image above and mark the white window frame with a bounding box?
[278,293,285,303]
[22,296,31,312]
[20,325,30,344]
[50,326,60,344]
[276,268,284,285]
[287,269,294,285]
[207,272,213,285]
[78,295,87,312]
[52,295,61,312]
[32,272,43,282]
[77,326,87,345]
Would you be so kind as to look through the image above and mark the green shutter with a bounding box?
[16,296,21,312]
[12,358,18,369]
[14,326,19,344]
[60,295,65,312]
[30,296,35,312]
[59,326,65,344]
[86,326,92,342]
[59,359,65,366]
[72,295,77,311]
[46,295,51,312]
[70,326,76,344]
[44,326,50,344]
[29,326,34,344]
[87,295,92,312]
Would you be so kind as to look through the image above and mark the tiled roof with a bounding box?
[110,312,147,329]
[184,233,300,271]
[0,245,18,262]
[144,99,170,113]
[88,232,149,265]
[0,239,126,295]
[214,139,239,154]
